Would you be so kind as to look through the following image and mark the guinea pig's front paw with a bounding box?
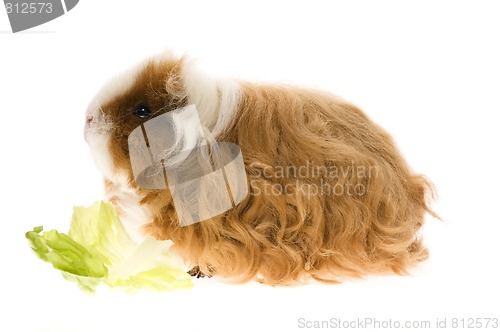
[188,266,213,279]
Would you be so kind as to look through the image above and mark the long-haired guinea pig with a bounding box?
[84,52,436,284]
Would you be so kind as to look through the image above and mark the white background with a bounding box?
[1,1,499,331]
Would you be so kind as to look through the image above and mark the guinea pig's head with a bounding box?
[84,55,188,184]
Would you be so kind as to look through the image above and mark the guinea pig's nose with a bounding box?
[86,115,94,125]
[84,116,94,142]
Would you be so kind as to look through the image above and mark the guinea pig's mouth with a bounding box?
[84,124,105,143]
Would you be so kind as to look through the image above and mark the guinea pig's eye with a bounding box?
[133,104,151,119]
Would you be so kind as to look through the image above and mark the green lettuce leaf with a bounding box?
[26,201,193,293]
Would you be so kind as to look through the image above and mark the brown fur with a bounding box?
[99,57,436,285]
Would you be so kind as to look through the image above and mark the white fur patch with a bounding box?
[106,174,152,243]
[86,132,115,181]
[181,60,241,136]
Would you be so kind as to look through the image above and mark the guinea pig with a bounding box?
[85,51,436,284]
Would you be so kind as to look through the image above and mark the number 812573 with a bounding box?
[5,2,53,14]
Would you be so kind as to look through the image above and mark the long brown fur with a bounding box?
[99,57,436,285]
